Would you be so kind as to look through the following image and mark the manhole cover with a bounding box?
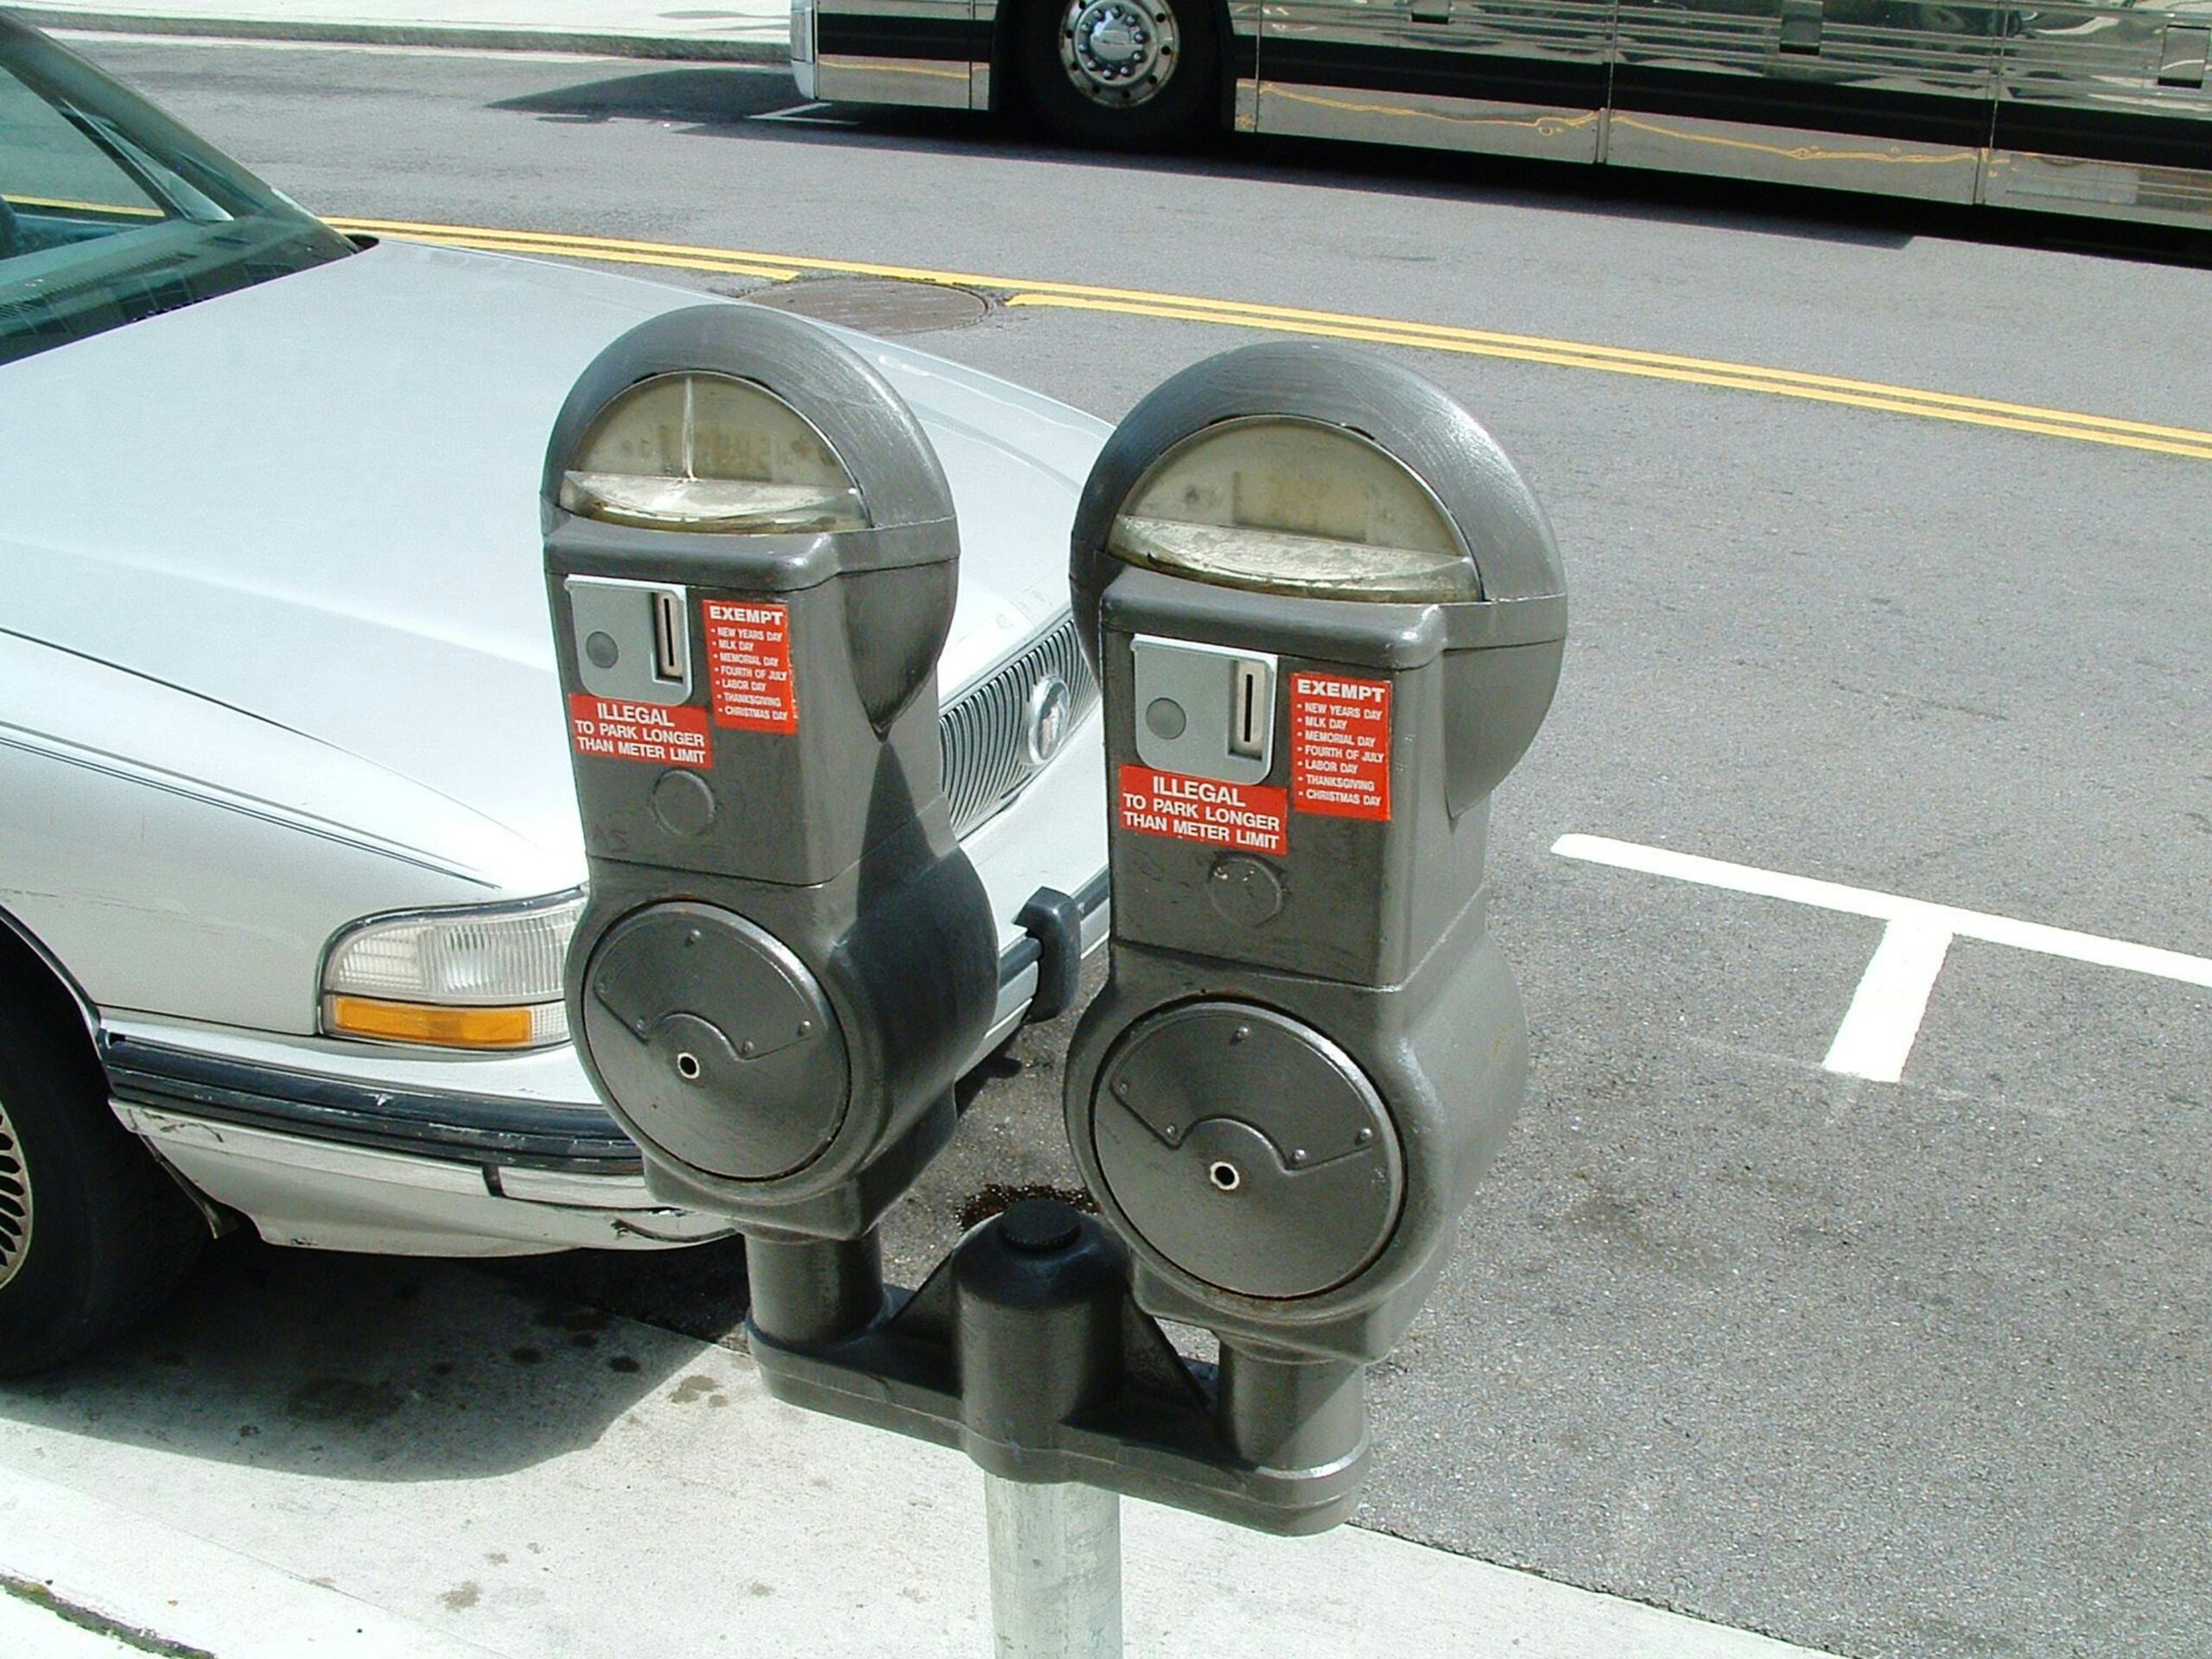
[745,276,990,336]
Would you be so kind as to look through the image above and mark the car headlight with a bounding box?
[321,893,582,1051]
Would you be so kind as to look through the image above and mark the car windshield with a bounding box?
[0,17,353,365]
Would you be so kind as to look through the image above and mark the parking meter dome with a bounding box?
[1106,415,1477,602]
[557,370,872,535]
[544,305,965,736]
[1071,340,1567,812]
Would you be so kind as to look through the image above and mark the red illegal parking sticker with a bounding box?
[1118,764,1287,856]
[1290,671,1391,821]
[569,694,711,769]
[703,599,799,733]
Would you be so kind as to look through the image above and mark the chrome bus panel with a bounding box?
[1236,76,1262,129]
[816,55,980,105]
[1258,79,1608,156]
[815,0,989,108]
[1986,151,2212,223]
[796,0,2212,228]
[1608,108,1987,195]
[1255,0,1613,161]
[1986,3,2212,227]
[1611,0,2000,202]
[1232,0,1263,130]
[1611,0,1787,180]
[816,56,977,105]
[792,0,818,95]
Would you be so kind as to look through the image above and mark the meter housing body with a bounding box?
[539,329,1568,1546]
[544,305,996,1239]
[1065,343,1568,1367]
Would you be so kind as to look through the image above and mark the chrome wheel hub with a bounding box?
[0,1097,29,1291]
[1059,0,1179,108]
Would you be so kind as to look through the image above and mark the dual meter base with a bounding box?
[743,1201,1370,1539]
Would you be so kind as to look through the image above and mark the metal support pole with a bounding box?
[984,1477,1122,1659]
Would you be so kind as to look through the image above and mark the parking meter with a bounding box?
[555,334,1567,1561]
[1064,341,1567,1478]
[543,304,998,1255]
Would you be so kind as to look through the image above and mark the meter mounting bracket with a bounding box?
[745,1202,1368,1536]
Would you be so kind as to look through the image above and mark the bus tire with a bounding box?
[1019,0,1218,150]
[0,987,204,1376]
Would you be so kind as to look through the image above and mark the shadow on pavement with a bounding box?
[0,976,1099,1486]
[0,1230,725,1481]
[490,65,809,124]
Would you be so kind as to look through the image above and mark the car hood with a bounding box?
[0,239,1108,876]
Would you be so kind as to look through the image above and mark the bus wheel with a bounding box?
[0,988,204,1376]
[1020,0,1218,149]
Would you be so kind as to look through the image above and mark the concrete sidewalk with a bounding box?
[0,1251,1842,1659]
[10,0,791,60]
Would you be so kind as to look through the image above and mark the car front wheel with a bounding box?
[1019,0,1219,150]
[0,993,205,1376]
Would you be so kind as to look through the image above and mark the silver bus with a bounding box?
[788,0,2212,229]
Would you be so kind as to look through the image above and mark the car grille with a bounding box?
[939,615,1097,838]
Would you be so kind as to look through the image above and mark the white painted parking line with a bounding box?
[1553,834,2212,1083]
[1821,918,1953,1084]
[749,101,855,124]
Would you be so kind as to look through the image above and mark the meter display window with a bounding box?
[1107,416,1478,601]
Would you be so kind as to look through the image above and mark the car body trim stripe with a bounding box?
[102,1034,645,1172]
[0,727,493,887]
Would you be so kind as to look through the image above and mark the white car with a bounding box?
[0,16,1109,1373]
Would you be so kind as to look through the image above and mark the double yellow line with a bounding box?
[328,214,2212,463]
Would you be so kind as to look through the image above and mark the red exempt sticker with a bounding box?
[1291,671,1392,821]
[1118,764,1287,856]
[569,694,711,769]
[703,599,798,733]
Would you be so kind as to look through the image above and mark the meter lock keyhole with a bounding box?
[1207,1160,1243,1193]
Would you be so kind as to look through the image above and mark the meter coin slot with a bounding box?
[1229,657,1269,760]
[651,588,686,684]
[568,575,692,705]
[1132,635,1275,784]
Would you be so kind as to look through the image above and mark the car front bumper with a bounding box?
[105,869,1108,1257]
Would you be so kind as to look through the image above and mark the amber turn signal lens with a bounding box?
[323,995,544,1050]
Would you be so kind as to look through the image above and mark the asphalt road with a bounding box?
[52,36,2212,1659]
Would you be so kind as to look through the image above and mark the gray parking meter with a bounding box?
[1063,341,1567,1487]
[570,337,1564,1579]
[543,305,998,1268]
